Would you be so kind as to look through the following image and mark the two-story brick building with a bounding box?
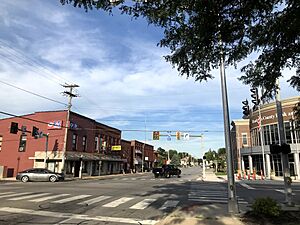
[0,110,124,178]
[231,96,300,180]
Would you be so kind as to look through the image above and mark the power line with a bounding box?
[0,111,224,133]
[0,80,67,106]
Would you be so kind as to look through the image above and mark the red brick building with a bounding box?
[130,140,155,172]
[0,110,124,178]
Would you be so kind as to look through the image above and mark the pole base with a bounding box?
[228,199,239,214]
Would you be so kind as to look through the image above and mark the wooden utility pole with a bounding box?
[61,83,79,173]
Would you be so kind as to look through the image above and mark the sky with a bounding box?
[0,0,298,158]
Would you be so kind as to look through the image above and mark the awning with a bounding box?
[65,151,124,162]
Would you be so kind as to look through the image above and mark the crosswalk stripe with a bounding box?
[52,195,91,203]
[0,192,14,196]
[129,199,156,210]
[239,183,255,189]
[78,195,112,205]
[0,207,158,225]
[159,200,179,210]
[29,194,70,202]
[9,193,51,201]
[0,192,32,199]
[103,197,134,208]
[275,189,296,195]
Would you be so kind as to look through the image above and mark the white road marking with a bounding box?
[78,195,111,205]
[0,192,14,196]
[0,192,32,199]
[275,189,296,195]
[52,195,91,203]
[159,200,179,210]
[9,193,51,201]
[239,183,255,189]
[129,199,156,210]
[29,194,70,202]
[102,197,134,208]
[0,207,158,225]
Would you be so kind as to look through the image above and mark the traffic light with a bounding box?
[250,88,260,107]
[176,131,181,140]
[10,122,19,134]
[270,143,291,154]
[153,131,160,140]
[32,126,39,138]
[270,144,281,154]
[242,99,250,118]
[281,143,291,154]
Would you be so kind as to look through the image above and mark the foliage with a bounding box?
[170,154,180,167]
[60,0,300,99]
[204,149,217,161]
[251,197,281,217]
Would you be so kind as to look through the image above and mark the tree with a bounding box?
[170,154,180,167]
[204,149,217,162]
[60,0,299,99]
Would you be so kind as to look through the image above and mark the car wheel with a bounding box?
[49,176,57,182]
[21,176,29,183]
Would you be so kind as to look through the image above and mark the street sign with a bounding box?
[167,131,171,141]
[183,133,190,140]
[112,145,121,151]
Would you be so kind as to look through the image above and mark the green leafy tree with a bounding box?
[170,154,180,167]
[60,0,299,98]
[204,149,217,162]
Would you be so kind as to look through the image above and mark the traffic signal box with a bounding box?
[10,122,19,134]
[250,88,260,110]
[242,99,250,117]
[153,131,160,140]
[32,126,39,138]
[176,131,181,140]
[270,143,291,154]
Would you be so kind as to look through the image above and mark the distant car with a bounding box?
[152,165,181,178]
[16,168,64,183]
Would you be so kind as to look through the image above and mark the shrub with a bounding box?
[251,197,281,217]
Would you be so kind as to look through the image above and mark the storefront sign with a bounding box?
[112,145,121,151]
[48,120,62,129]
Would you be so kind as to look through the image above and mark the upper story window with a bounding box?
[95,136,99,152]
[83,136,87,152]
[72,134,78,151]
[19,134,27,152]
[0,135,2,151]
[242,133,248,146]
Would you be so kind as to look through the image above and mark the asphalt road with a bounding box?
[0,166,299,225]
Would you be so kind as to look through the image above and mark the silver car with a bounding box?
[16,168,64,183]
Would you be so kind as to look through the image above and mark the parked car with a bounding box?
[152,164,181,178]
[16,168,64,183]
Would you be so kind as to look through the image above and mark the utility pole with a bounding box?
[258,105,267,179]
[219,41,239,214]
[275,79,293,206]
[61,83,79,173]
[142,115,146,173]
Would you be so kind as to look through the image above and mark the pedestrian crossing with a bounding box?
[188,183,248,204]
[0,191,180,211]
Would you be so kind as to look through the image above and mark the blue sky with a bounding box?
[0,0,298,158]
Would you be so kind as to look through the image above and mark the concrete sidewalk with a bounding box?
[156,169,247,225]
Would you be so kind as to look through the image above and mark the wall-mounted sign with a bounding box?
[48,121,62,129]
[70,122,78,129]
[112,145,121,151]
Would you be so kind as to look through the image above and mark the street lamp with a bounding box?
[219,42,239,214]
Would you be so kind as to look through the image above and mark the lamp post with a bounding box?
[219,43,239,214]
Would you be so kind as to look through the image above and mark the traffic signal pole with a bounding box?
[275,79,293,206]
